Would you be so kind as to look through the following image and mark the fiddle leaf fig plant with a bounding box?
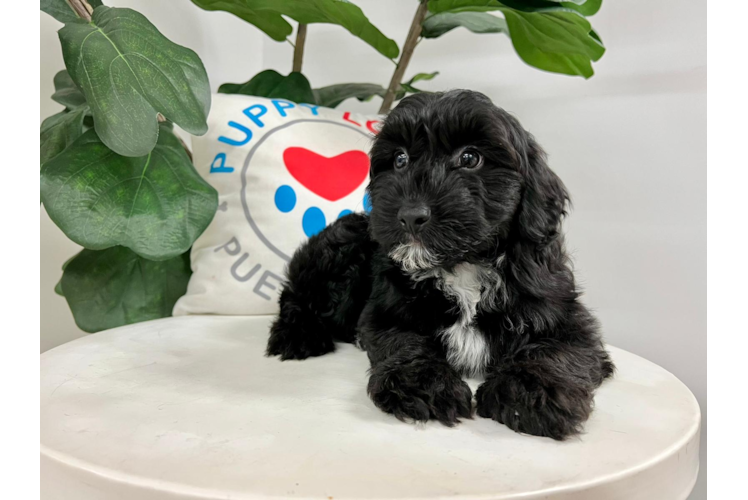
[219,70,317,104]
[313,83,388,109]
[59,6,211,157]
[42,0,605,333]
[41,124,217,261]
[41,69,91,165]
[41,0,215,332]
[421,11,508,38]
[60,247,192,333]
[194,0,604,112]
[41,0,103,23]
[189,0,399,58]
[427,0,604,79]
[40,103,88,165]
[50,69,87,109]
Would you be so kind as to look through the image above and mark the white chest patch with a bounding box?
[433,263,500,377]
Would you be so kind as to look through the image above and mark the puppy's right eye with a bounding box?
[394,152,409,169]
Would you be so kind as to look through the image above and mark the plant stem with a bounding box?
[379,0,429,114]
[292,24,308,73]
[67,0,93,21]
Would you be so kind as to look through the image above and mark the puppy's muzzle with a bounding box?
[398,205,431,234]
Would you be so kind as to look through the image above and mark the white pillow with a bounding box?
[173,94,380,316]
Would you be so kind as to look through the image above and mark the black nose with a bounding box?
[398,206,431,233]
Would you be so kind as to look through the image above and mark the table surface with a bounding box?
[41,315,700,500]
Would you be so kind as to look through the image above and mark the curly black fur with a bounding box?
[267,90,613,440]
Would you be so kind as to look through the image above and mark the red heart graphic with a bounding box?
[283,147,369,202]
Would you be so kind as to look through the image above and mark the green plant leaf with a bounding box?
[422,11,508,38]
[429,0,501,13]
[312,79,433,109]
[310,75,435,109]
[59,6,211,157]
[398,83,419,94]
[429,0,600,15]
[219,69,284,95]
[190,0,399,59]
[428,0,603,78]
[397,72,440,96]
[561,0,601,16]
[191,1,295,41]
[51,70,87,109]
[313,83,387,108]
[405,72,440,86]
[54,278,64,296]
[54,254,77,297]
[61,247,191,332]
[501,9,603,78]
[40,106,89,165]
[41,0,79,23]
[219,70,316,104]
[41,124,218,261]
[492,0,601,15]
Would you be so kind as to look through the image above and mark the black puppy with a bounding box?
[267,90,613,440]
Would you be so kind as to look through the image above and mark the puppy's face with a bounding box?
[368,90,537,271]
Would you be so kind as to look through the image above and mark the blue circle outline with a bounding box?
[240,119,373,262]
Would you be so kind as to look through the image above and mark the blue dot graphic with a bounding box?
[338,209,353,219]
[363,192,372,213]
[274,185,296,213]
[302,207,326,237]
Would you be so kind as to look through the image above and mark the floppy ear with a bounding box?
[517,134,570,246]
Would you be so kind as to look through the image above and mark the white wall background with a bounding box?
[40,1,706,497]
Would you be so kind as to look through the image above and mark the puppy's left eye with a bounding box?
[459,150,482,169]
[394,152,409,169]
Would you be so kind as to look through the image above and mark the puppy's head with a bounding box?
[368,90,568,271]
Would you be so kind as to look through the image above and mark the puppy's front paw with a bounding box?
[476,370,592,440]
[266,317,335,360]
[367,360,473,427]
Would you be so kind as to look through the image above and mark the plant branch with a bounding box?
[292,24,308,73]
[67,0,93,21]
[379,0,429,114]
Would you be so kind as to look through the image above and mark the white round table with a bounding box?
[41,316,700,500]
